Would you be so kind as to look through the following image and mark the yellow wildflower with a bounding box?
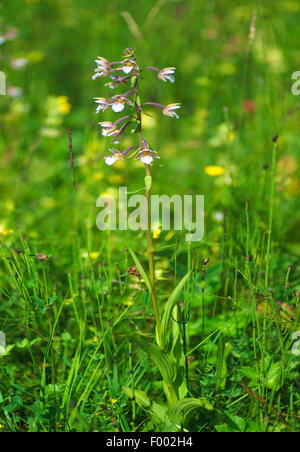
[0,224,13,236]
[205,166,225,177]
[65,298,73,306]
[90,252,100,260]
[57,96,71,115]
[153,229,161,239]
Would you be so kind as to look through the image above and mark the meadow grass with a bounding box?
[0,0,300,432]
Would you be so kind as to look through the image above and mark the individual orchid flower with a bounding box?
[105,75,130,89]
[99,118,132,143]
[92,71,110,80]
[110,96,127,113]
[120,58,137,74]
[135,149,160,165]
[94,97,109,113]
[95,57,110,70]
[109,93,133,113]
[92,57,111,80]
[122,48,135,58]
[158,67,176,83]
[111,122,132,143]
[135,140,160,165]
[142,66,176,83]
[104,149,125,166]
[98,122,118,137]
[162,103,181,118]
[92,57,124,80]
[142,102,181,119]
[104,146,135,166]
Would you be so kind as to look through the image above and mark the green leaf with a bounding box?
[144,175,152,191]
[123,386,150,408]
[134,338,177,385]
[136,96,141,107]
[130,76,137,87]
[216,333,225,392]
[31,296,44,306]
[216,413,246,432]
[167,397,213,429]
[161,272,192,348]
[5,395,23,414]
[265,360,282,390]
[122,387,167,423]
[128,247,152,293]
[48,296,57,305]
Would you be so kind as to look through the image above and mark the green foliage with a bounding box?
[0,0,300,433]
[160,272,192,349]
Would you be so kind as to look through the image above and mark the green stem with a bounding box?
[262,140,277,400]
[145,164,162,345]
[265,142,277,291]
[134,69,162,347]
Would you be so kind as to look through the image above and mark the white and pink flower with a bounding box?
[162,103,181,118]
[158,67,176,83]
[120,58,137,74]
[94,97,109,113]
[135,141,160,166]
[104,146,135,166]
[104,149,125,166]
[109,94,133,113]
[98,122,118,137]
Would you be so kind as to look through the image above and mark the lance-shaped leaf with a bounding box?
[160,271,192,349]
[122,387,167,423]
[128,247,152,293]
[167,397,213,429]
[134,337,177,385]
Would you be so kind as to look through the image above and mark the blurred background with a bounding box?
[1,0,300,266]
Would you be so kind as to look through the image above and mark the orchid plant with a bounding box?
[92,48,212,431]
[92,48,181,346]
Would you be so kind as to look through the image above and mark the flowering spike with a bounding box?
[92,48,180,168]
